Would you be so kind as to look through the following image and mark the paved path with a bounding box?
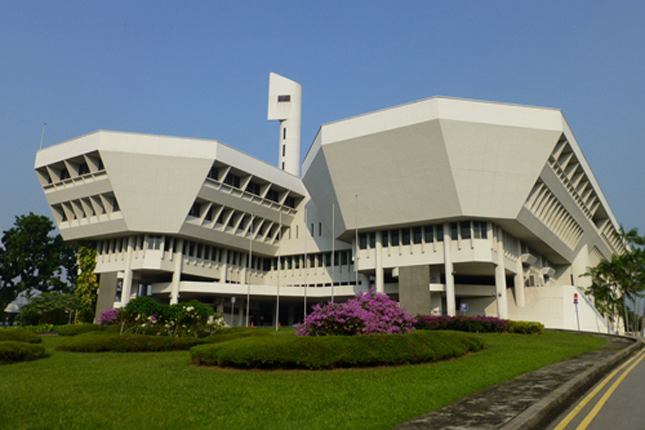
[545,346,645,430]
[392,334,641,430]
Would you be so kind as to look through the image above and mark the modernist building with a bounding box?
[34,74,628,331]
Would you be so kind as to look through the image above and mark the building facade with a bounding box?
[34,74,628,331]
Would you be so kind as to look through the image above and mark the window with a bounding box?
[369,232,376,248]
[451,223,459,240]
[189,203,201,217]
[461,222,471,239]
[324,252,332,267]
[147,235,162,250]
[310,223,314,236]
[266,189,279,203]
[205,206,214,222]
[390,230,400,246]
[246,181,261,196]
[79,162,90,175]
[282,145,286,156]
[424,225,434,243]
[318,222,322,236]
[208,165,219,180]
[59,167,70,180]
[359,233,367,249]
[436,225,444,241]
[223,173,241,188]
[283,128,287,140]
[341,251,349,265]
[473,221,487,239]
[402,228,411,246]
[285,196,296,208]
[412,227,422,244]
[278,95,291,102]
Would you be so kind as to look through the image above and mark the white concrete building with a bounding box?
[34,74,628,331]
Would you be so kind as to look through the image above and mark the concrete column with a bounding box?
[121,236,135,306]
[495,227,509,319]
[170,238,184,305]
[514,254,526,308]
[443,223,456,317]
[375,231,384,293]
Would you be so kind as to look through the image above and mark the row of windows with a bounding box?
[358,221,489,250]
[52,193,120,223]
[37,151,105,186]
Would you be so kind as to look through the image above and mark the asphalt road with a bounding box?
[545,347,645,430]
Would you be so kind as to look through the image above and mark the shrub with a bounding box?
[191,330,484,370]
[507,320,545,335]
[56,331,210,353]
[0,341,47,364]
[19,292,81,326]
[23,324,57,334]
[57,323,104,336]
[415,315,509,333]
[161,300,217,337]
[0,327,42,343]
[55,328,268,353]
[296,289,416,336]
[98,308,120,325]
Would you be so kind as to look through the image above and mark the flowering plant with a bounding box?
[296,289,416,336]
[98,308,120,325]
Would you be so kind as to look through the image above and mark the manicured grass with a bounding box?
[0,331,606,430]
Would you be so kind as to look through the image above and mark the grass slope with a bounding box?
[0,331,606,430]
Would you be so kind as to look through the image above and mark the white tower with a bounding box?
[268,73,302,177]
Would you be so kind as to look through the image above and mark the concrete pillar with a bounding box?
[375,230,384,293]
[443,223,456,316]
[495,227,509,319]
[514,254,526,308]
[121,236,135,306]
[170,239,184,305]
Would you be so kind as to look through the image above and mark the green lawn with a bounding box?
[0,331,606,430]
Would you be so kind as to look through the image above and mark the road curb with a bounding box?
[499,336,644,430]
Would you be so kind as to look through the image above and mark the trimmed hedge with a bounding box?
[0,341,47,364]
[415,315,544,335]
[56,328,270,353]
[0,328,42,344]
[507,320,545,335]
[190,330,484,370]
[57,323,105,336]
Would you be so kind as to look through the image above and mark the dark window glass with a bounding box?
[324,252,332,266]
[266,189,279,202]
[208,166,219,180]
[461,222,471,239]
[413,227,422,244]
[359,233,367,249]
[285,196,296,208]
[369,232,376,248]
[341,251,348,265]
[402,229,411,246]
[223,173,240,188]
[424,225,434,243]
[451,223,459,240]
[278,95,291,102]
[390,230,399,246]
[79,162,90,175]
[189,203,201,217]
[436,225,444,241]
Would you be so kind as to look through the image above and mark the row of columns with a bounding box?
[372,223,526,318]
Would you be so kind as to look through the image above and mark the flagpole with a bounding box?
[246,215,253,327]
[355,194,359,288]
[303,206,308,319]
[331,201,335,303]
[276,210,282,331]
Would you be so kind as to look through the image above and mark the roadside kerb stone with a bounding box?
[392,333,641,430]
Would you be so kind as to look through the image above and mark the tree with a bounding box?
[0,213,77,312]
[584,227,645,333]
[75,242,99,322]
[19,291,81,325]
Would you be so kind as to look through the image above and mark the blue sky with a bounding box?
[1,1,643,235]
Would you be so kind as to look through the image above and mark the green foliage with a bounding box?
[191,330,484,370]
[22,324,57,334]
[0,213,77,311]
[0,341,47,364]
[56,331,211,352]
[0,327,42,343]
[506,320,544,335]
[74,243,99,322]
[57,327,269,353]
[0,332,606,430]
[583,227,645,331]
[57,323,104,336]
[19,291,80,326]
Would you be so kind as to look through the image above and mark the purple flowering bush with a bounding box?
[296,289,416,336]
[99,308,120,325]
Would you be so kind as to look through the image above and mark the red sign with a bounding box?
[573,293,578,304]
